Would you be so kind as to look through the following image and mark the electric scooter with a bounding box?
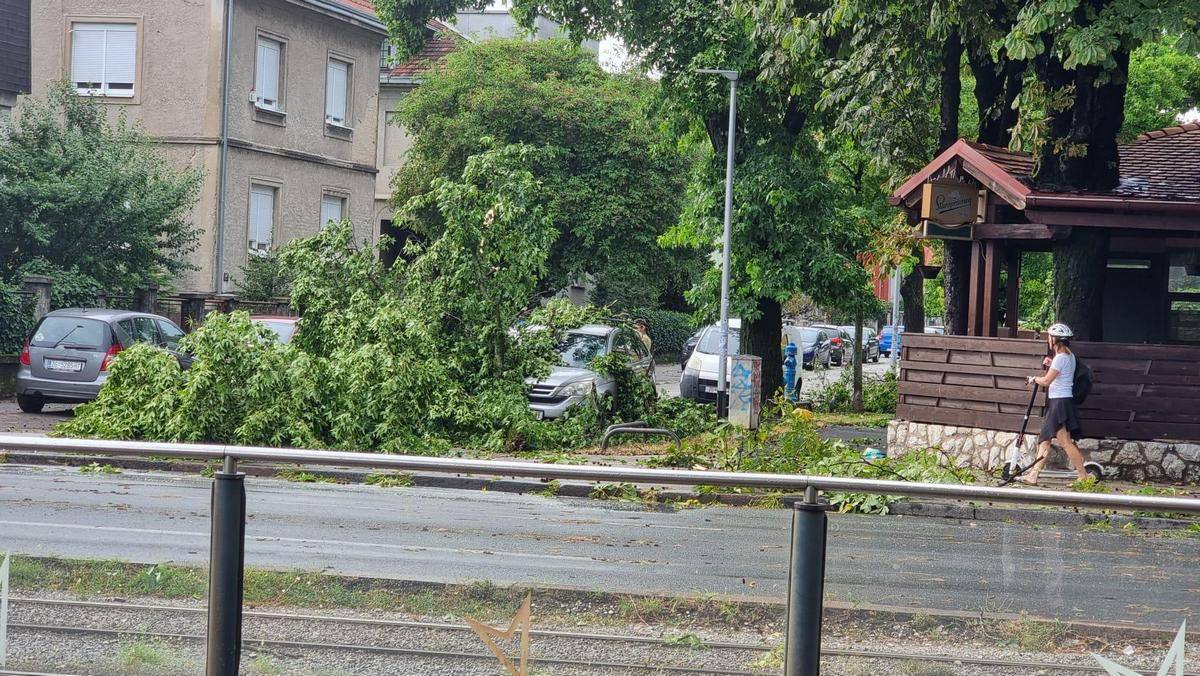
[999,383,1103,486]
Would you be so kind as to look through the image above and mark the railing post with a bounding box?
[22,276,52,320]
[785,486,830,676]
[205,456,246,676]
[180,293,209,332]
[133,283,159,314]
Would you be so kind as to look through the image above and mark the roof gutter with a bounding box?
[1025,193,1200,214]
[295,0,387,33]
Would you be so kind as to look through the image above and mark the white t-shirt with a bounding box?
[1048,352,1075,400]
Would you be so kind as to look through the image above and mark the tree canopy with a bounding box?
[391,38,699,309]
[0,83,202,293]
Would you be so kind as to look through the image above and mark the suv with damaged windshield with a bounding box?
[527,324,655,419]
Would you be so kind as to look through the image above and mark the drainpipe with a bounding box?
[214,0,234,294]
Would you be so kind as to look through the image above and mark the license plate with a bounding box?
[704,385,717,394]
[534,410,544,420]
[45,358,84,373]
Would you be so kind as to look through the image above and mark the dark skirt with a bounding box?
[1039,397,1082,442]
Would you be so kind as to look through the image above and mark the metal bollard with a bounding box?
[783,342,798,402]
[785,486,830,676]
[205,457,246,676]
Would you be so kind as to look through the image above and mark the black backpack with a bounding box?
[1073,357,1093,405]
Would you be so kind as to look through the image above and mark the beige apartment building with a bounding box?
[29,0,385,293]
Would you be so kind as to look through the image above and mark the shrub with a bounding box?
[811,368,897,414]
[236,250,293,301]
[0,281,35,354]
[628,307,695,358]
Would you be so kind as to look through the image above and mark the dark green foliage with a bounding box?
[0,82,202,292]
[1122,39,1200,141]
[629,308,695,358]
[0,281,35,354]
[392,39,698,310]
[236,251,293,302]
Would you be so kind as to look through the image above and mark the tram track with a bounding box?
[4,597,1191,675]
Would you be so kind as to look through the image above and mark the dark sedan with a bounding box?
[793,327,833,370]
[838,325,881,363]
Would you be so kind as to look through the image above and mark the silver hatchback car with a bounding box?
[16,309,190,413]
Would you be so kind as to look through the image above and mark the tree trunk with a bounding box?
[744,296,783,403]
[938,31,963,151]
[943,240,971,335]
[968,42,1025,147]
[1053,228,1108,341]
[851,310,864,412]
[899,262,926,334]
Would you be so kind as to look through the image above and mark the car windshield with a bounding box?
[557,332,608,368]
[840,326,871,341]
[257,320,297,343]
[696,326,741,355]
[30,317,108,349]
[799,328,820,344]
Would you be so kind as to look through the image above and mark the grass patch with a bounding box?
[79,462,122,474]
[276,468,339,484]
[116,638,191,673]
[534,479,561,497]
[364,472,414,488]
[812,411,892,428]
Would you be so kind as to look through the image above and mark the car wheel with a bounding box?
[17,394,45,414]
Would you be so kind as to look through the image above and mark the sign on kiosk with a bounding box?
[729,355,762,430]
[920,181,979,240]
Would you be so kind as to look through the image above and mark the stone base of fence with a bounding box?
[887,419,1200,483]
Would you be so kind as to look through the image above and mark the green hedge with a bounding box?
[0,283,36,355]
[630,308,695,358]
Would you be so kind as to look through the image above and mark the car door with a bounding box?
[155,318,193,369]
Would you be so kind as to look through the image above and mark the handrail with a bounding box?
[2,434,1198,514]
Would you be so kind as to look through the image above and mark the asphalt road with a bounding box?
[0,464,1194,631]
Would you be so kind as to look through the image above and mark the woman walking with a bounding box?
[1021,323,1089,484]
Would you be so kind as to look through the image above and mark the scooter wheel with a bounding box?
[1001,463,1017,480]
[1084,462,1104,481]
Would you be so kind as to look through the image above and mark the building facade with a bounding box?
[29,0,385,293]
[0,0,31,120]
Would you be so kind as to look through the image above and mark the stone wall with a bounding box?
[887,420,1200,483]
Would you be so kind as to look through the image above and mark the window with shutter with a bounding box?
[249,185,276,252]
[320,194,345,227]
[255,37,282,110]
[325,59,349,126]
[71,23,137,97]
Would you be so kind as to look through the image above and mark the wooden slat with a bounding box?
[902,333,1045,355]
[898,382,1045,406]
[1074,342,1200,359]
[1078,394,1200,414]
[1095,371,1200,386]
[901,360,1039,379]
[897,403,1041,434]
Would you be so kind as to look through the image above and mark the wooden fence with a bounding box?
[897,333,1200,442]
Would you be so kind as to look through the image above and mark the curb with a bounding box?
[2,449,1197,531]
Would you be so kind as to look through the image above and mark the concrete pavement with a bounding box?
[0,464,1194,630]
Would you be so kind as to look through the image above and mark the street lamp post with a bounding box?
[891,266,901,370]
[697,68,738,418]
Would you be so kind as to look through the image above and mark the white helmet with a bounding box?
[1047,323,1073,338]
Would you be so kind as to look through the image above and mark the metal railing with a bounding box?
[1,433,1198,676]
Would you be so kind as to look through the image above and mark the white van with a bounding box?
[681,319,808,402]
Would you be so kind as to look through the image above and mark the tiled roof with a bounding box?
[388,20,463,78]
[330,0,376,15]
[1114,123,1200,201]
[963,141,1035,183]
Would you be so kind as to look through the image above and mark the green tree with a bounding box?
[391,38,699,309]
[1121,38,1200,141]
[0,83,202,292]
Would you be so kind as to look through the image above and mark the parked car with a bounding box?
[836,325,881,363]
[252,315,299,343]
[16,309,191,413]
[812,324,850,366]
[527,324,654,419]
[879,324,905,357]
[791,327,833,370]
[680,319,742,403]
[679,328,702,368]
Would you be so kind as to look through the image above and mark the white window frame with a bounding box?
[70,22,138,98]
[248,183,278,253]
[325,57,351,128]
[320,193,346,228]
[255,35,284,111]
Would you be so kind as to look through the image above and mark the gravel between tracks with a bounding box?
[4,592,1193,675]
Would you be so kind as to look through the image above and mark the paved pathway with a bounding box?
[0,464,1194,630]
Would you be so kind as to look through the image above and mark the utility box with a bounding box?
[728,355,762,429]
